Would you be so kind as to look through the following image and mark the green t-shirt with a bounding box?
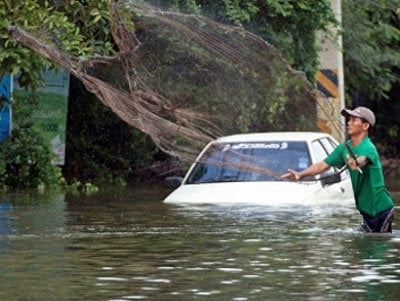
[324,137,393,217]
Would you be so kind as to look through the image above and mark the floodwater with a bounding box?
[0,182,399,301]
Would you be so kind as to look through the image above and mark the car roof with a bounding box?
[214,132,334,143]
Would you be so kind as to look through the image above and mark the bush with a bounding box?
[0,92,63,189]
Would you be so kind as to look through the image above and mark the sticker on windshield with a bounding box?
[219,142,293,152]
[298,157,309,169]
[225,142,291,150]
[298,162,308,169]
[280,142,288,150]
[222,144,231,152]
[231,143,280,149]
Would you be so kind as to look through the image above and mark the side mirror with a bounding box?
[164,176,183,188]
[320,173,341,187]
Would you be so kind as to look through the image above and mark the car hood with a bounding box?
[164,181,350,206]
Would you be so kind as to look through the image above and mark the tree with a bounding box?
[0,0,116,88]
[149,0,337,80]
[342,0,400,101]
[1,0,336,87]
[1,0,341,183]
[342,0,400,156]
[0,91,63,189]
[0,0,128,186]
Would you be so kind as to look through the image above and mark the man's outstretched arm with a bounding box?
[281,161,331,181]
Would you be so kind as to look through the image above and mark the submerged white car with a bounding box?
[164,132,355,206]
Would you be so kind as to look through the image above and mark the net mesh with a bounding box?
[9,1,337,163]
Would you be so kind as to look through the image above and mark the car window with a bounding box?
[319,137,339,154]
[312,139,337,175]
[320,136,350,178]
[327,137,338,149]
[311,140,329,162]
[319,138,335,154]
[186,141,311,184]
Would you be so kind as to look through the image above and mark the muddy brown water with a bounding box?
[0,180,399,300]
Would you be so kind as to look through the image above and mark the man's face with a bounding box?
[346,115,369,136]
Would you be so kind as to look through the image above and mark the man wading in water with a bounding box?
[282,106,395,233]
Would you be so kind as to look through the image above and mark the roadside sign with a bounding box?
[13,69,69,165]
[0,75,12,141]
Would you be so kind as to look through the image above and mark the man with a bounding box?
[282,106,394,233]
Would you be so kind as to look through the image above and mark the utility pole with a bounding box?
[316,0,345,142]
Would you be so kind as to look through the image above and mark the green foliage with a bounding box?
[342,0,400,156]
[222,0,259,26]
[1,0,335,183]
[0,0,117,90]
[342,0,400,100]
[0,92,63,190]
[1,0,337,102]
[227,0,337,78]
[154,0,336,80]
[3,0,398,183]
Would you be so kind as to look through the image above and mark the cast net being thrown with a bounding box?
[9,1,337,162]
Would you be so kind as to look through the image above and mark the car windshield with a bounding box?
[186,141,311,184]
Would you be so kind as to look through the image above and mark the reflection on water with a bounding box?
[0,184,399,300]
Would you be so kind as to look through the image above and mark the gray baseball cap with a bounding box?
[341,106,376,127]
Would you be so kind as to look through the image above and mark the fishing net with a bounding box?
[9,1,338,163]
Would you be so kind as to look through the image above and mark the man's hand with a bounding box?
[346,154,366,173]
[281,161,330,181]
[281,169,301,181]
[356,156,369,167]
